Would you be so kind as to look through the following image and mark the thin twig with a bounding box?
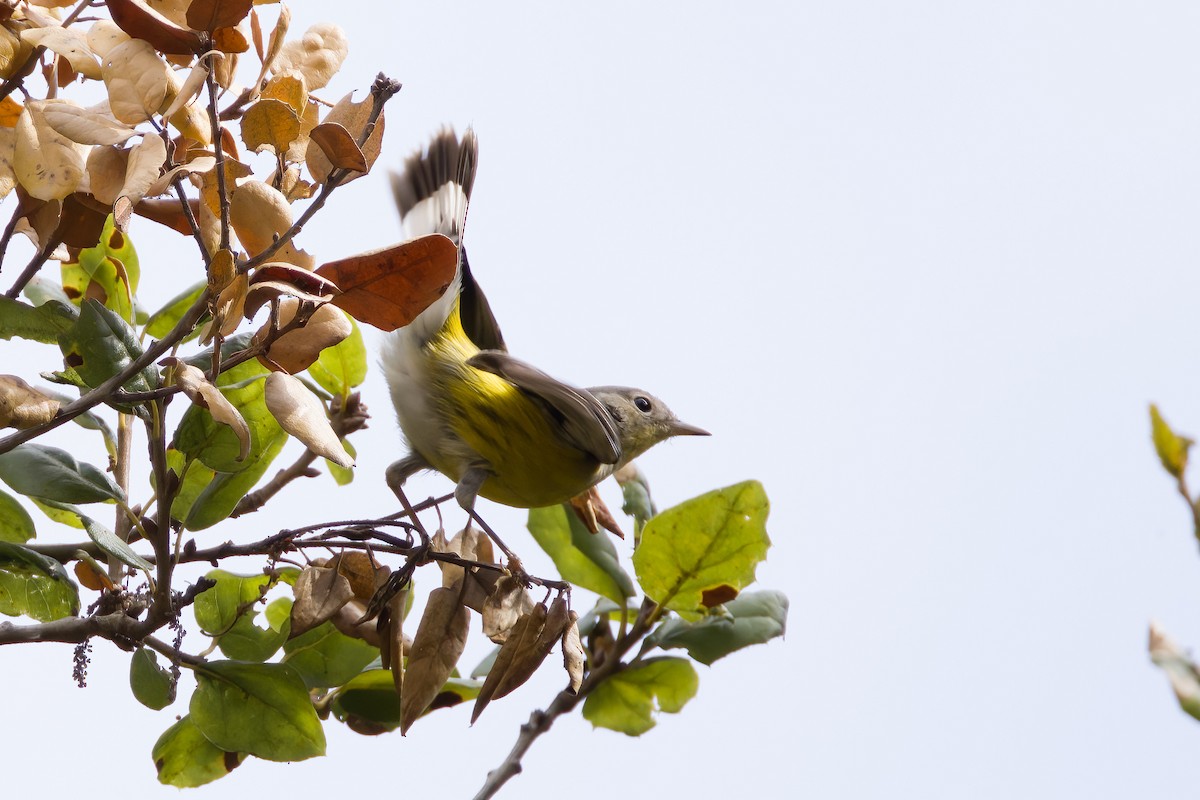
[203,52,232,253]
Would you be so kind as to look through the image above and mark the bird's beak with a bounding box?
[670,420,711,437]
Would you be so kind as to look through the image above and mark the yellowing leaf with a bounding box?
[240,97,300,155]
[0,375,60,429]
[1151,404,1192,479]
[38,99,137,146]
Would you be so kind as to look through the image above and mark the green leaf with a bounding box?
[162,447,215,525]
[22,275,73,307]
[0,443,124,504]
[77,511,154,573]
[193,569,272,635]
[0,541,79,621]
[57,299,156,393]
[0,295,77,343]
[144,279,205,339]
[283,620,379,689]
[152,715,244,788]
[331,668,400,733]
[61,214,140,322]
[0,488,35,543]
[190,660,326,762]
[326,439,356,485]
[582,657,698,736]
[307,314,366,396]
[650,590,789,665]
[183,427,286,530]
[1151,404,1192,479]
[633,481,770,620]
[527,504,636,604]
[130,647,176,709]
[219,613,289,661]
[174,359,275,473]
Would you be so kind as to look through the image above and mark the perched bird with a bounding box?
[381,128,707,512]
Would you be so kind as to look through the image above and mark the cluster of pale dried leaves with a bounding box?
[292,525,585,734]
[0,0,596,733]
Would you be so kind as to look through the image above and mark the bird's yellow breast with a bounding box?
[418,305,604,508]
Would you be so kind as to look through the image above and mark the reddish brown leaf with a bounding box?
[186,0,254,33]
[57,193,108,248]
[308,122,366,172]
[107,0,204,55]
[212,26,250,55]
[133,197,201,235]
[315,234,458,332]
[244,262,340,319]
[569,485,626,539]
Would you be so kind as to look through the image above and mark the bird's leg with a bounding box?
[458,464,529,585]
[386,454,431,540]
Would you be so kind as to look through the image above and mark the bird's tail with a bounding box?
[391,127,477,244]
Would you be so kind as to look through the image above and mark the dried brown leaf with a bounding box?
[38,99,136,147]
[21,26,101,80]
[244,263,339,319]
[186,0,253,33]
[86,145,129,205]
[144,154,215,197]
[106,0,203,55]
[212,26,249,55]
[117,133,166,216]
[308,122,366,172]
[161,60,208,119]
[228,179,292,256]
[14,103,85,201]
[102,39,171,124]
[86,20,130,60]
[240,97,300,155]
[0,127,16,200]
[305,92,383,184]
[400,587,470,734]
[165,358,251,461]
[569,485,625,539]
[0,96,22,128]
[273,22,346,90]
[0,375,60,429]
[481,575,536,644]
[260,71,306,115]
[330,551,381,603]
[472,603,550,722]
[289,562,355,638]
[562,612,585,693]
[254,298,352,375]
[264,371,354,468]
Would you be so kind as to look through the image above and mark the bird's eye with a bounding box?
[634,396,652,413]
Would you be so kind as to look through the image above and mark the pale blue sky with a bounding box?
[7,2,1200,797]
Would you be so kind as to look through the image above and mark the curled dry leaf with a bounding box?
[289,561,354,638]
[0,375,60,429]
[379,585,408,699]
[562,612,585,694]
[38,99,137,147]
[569,484,625,539]
[330,551,382,602]
[315,234,458,332]
[164,357,251,462]
[254,298,352,375]
[143,155,216,198]
[482,575,536,644]
[102,38,171,124]
[106,0,203,55]
[15,103,86,201]
[273,22,346,91]
[400,586,471,734]
[161,60,208,120]
[21,26,101,80]
[228,179,292,256]
[86,145,129,205]
[473,603,552,723]
[241,97,301,156]
[305,91,384,185]
[263,371,354,468]
[252,2,290,92]
[308,122,366,172]
[244,264,339,319]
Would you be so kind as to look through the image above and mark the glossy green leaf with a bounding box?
[0,489,34,543]
[75,511,153,573]
[183,427,286,530]
[582,656,698,736]
[650,590,789,664]
[190,660,326,762]
[130,647,176,709]
[0,541,79,621]
[61,215,140,322]
[1151,404,1192,479]
[144,280,205,339]
[307,313,366,396]
[162,448,216,525]
[0,443,124,504]
[528,504,635,604]
[633,481,770,620]
[331,668,400,733]
[57,299,156,394]
[0,295,77,343]
[284,620,379,689]
[152,715,244,788]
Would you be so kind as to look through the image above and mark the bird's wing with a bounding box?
[466,350,621,464]
[459,247,506,352]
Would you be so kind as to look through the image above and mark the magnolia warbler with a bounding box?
[381,129,708,512]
